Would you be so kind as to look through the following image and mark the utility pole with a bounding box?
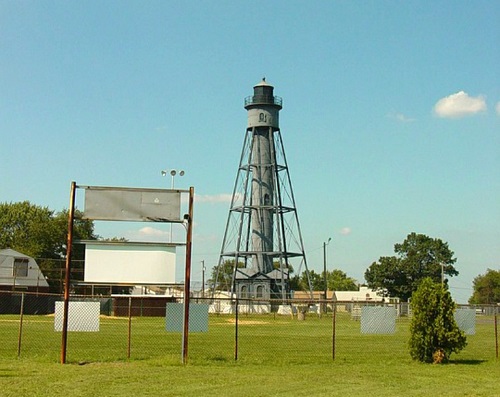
[201,260,206,298]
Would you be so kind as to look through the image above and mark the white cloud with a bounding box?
[139,226,168,237]
[340,227,352,236]
[124,226,170,242]
[388,111,415,123]
[434,91,487,118]
[195,193,232,204]
[496,102,500,116]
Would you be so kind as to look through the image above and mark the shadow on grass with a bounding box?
[0,368,17,377]
[446,359,487,365]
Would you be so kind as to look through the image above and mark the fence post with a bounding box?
[234,298,239,361]
[181,186,195,365]
[127,296,132,359]
[61,181,76,364]
[332,302,336,360]
[495,307,498,360]
[17,293,25,358]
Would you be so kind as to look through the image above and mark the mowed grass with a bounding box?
[0,312,498,396]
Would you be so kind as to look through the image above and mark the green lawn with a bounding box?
[0,312,498,396]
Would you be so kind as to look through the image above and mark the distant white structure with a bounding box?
[332,286,386,302]
[0,248,49,291]
[209,291,234,314]
[81,241,176,284]
[292,286,387,302]
[293,286,398,318]
[333,286,399,318]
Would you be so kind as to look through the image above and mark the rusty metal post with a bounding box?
[495,307,498,360]
[17,292,25,358]
[61,181,76,364]
[234,298,239,361]
[332,302,337,360]
[182,187,194,364]
[127,296,132,359]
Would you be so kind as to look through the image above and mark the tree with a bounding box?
[409,277,466,363]
[469,269,500,304]
[365,232,458,301]
[0,201,96,259]
[290,269,357,291]
[0,201,97,290]
[52,208,97,259]
[327,269,358,291]
[209,260,245,291]
[290,270,322,291]
[0,201,59,259]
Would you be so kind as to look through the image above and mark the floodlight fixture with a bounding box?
[323,237,332,312]
[160,168,186,242]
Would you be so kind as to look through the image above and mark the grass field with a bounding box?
[1,312,498,396]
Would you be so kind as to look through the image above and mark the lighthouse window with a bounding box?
[259,113,266,122]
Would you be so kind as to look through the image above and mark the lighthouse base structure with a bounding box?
[234,267,289,301]
[216,125,312,301]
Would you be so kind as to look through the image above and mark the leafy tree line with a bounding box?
[365,232,499,304]
[468,268,500,304]
[289,269,357,292]
[209,259,358,293]
[365,232,458,302]
[209,233,500,306]
[0,201,96,259]
[2,202,497,303]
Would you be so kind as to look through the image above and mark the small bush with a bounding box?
[409,278,467,363]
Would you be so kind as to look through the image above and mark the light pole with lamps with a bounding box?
[161,169,185,242]
[323,237,332,311]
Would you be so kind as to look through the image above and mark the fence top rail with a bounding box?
[1,290,498,310]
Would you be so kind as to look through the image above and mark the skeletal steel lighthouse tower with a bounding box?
[216,79,312,300]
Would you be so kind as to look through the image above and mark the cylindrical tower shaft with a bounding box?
[245,78,282,274]
[251,126,274,273]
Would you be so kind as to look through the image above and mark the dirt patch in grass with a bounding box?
[225,319,270,325]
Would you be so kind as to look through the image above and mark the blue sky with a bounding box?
[1,1,498,302]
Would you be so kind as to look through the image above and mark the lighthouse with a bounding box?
[216,79,311,301]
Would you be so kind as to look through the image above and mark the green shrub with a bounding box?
[409,277,466,363]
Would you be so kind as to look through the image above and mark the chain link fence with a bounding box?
[1,290,498,364]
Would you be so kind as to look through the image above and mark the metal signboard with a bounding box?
[83,186,181,222]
